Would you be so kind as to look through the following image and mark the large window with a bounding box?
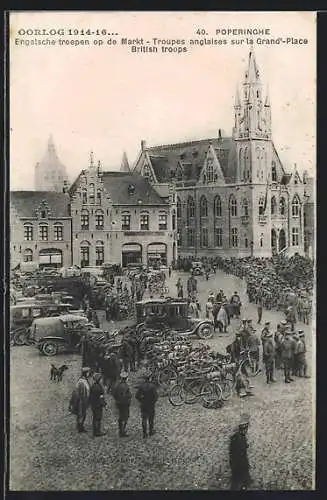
[54,223,63,241]
[200,227,208,247]
[292,227,299,246]
[140,213,149,231]
[280,197,286,215]
[200,196,208,217]
[39,224,48,241]
[231,228,238,247]
[23,248,33,262]
[292,195,300,217]
[214,196,222,217]
[158,212,168,230]
[81,210,89,230]
[206,161,214,183]
[242,198,249,217]
[215,227,223,247]
[97,189,102,204]
[187,228,195,247]
[24,224,33,241]
[95,210,104,230]
[82,188,87,205]
[89,183,95,204]
[80,241,90,267]
[271,196,277,215]
[258,196,265,215]
[121,213,131,231]
[177,197,182,218]
[271,162,277,182]
[95,241,104,266]
[229,195,237,217]
[187,196,195,219]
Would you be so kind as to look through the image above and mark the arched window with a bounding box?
[242,198,249,217]
[23,248,33,262]
[200,196,208,217]
[97,189,102,204]
[292,195,300,217]
[244,147,250,180]
[271,162,277,182]
[229,195,237,217]
[95,209,104,230]
[82,188,87,205]
[177,197,182,218]
[140,211,149,231]
[143,164,151,178]
[206,161,214,183]
[81,209,89,230]
[187,196,195,219]
[80,240,90,268]
[260,233,264,248]
[258,196,265,215]
[54,222,63,241]
[214,196,222,217]
[172,209,176,231]
[158,211,168,230]
[89,183,95,204]
[95,240,104,266]
[280,197,286,216]
[23,223,33,241]
[271,196,277,215]
[39,223,48,241]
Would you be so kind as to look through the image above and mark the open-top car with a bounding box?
[135,298,214,339]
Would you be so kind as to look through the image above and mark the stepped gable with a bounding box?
[10,191,71,218]
[146,136,237,183]
[101,171,167,205]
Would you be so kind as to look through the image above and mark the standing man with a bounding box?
[75,366,91,433]
[89,373,107,437]
[262,331,276,384]
[297,330,309,378]
[247,328,260,373]
[280,330,294,383]
[257,294,263,324]
[135,372,158,438]
[261,321,271,346]
[112,371,132,437]
[229,414,251,490]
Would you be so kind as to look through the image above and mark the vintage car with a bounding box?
[30,314,90,356]
[10,302,74,332]
[135,298,214,339]
[191,261,204,276]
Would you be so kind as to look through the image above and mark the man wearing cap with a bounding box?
[89,373,107,437]
[229,414,251,490]
[230,291,241,319]
[263,331,276,384]
[296,331,309,378]
[75,367,91,433]
[261,321,271,346]
[112,371,132,437]
[256,291,263,324]
[280,331,294,383]
[246,327,260,373]
[274,324,284,370]
[135,372,158,438]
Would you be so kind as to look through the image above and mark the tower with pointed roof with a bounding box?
[120,151,130,172]
[34,135,69,192]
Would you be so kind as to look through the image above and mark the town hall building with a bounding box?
[133,50,314,258]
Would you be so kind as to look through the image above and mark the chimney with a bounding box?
[218,129,222,139]
[141,140,147,151]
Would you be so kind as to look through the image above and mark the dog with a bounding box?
[50,364,69,382]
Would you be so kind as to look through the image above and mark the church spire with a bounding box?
[235,84,241,107]
[120,151,130,172]
[245,49,260,84]
[47,134,56,154]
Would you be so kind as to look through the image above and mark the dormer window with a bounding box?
[143,165,150,178]
[41,210,46,219]
[128,184,135,196]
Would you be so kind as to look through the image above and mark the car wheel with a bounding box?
[197,323,214,339]
[42,342,58,357]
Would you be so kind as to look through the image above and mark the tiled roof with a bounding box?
[10,191,71,218]
[101,171,166,205]
[143,137,238,183]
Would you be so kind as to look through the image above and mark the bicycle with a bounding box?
[239,349,261,377]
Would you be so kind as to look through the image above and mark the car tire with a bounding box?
[197,323,214,339]
[42,342,58,357]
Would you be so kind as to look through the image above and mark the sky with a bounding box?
[9,11,316,190]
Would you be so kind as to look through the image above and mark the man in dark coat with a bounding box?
[112,371,132,437]
[89,373,107,437]
[280,330,294,383]
[135,373,158,438]
[102,352,121,393]
[262,331,276,383]
[229,414,251,490]
[75,366,91,433]
[120,338,133,372]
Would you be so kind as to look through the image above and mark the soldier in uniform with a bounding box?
[89,373,107,437]
[262,331,276,384]
[135,372,158,438]
[112,371,132,437]
[257,293,263,324]
[246,328,260,373]
[229,414,251,490]
[75,366,91,433]
[280,330,294,383]
[297,330,309,378]
[230,291,241,318]
[261,321,271,346]
[274,324,284,370]
[120,337,133,373]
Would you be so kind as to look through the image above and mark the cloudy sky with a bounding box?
[10,11,316,190]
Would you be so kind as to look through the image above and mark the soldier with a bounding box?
[246,328,260,373]
[112,371,132,438]
[102,352,121,394]
[227,333,242,363]
[89,373,107,437]
[280,330,294,383]
[262,331,276,384]
[230,291,241,318]
[75,367,91,433]
[297,330,309,378]
[135,372,158,438]
[274,324,284,370]
[229,414,251,490]
[120,337,133,373]
[261,321,271,346]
